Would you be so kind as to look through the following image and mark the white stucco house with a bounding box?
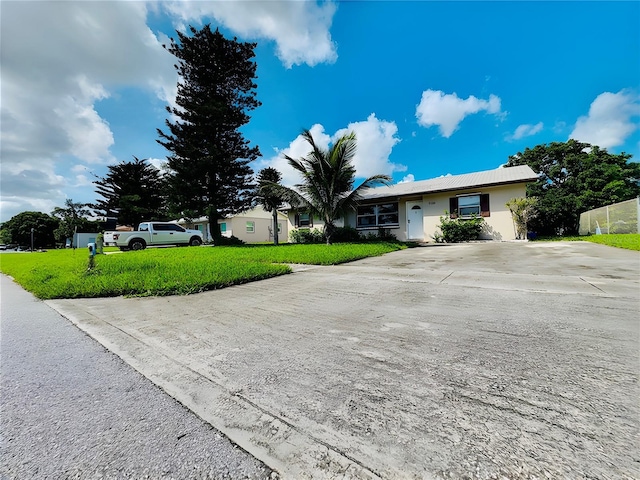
[286,165,538,242]
[175,206,288,244]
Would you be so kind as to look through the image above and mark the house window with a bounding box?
[277,222,282,233]
[450,194,490,218]
[357,202,399,228]
[246,221,255,233]
[220,223,227,233]
[294,212,313,228]
[458,195,481,217]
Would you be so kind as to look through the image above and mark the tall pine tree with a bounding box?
[92,156,167,227]
[157,25,260,244]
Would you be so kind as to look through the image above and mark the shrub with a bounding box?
[506,197,538,240]
[360,227,397,242]
[289,228,324,244]
[435,214,485,243]
[215,235,245,246]
[331,226,362,243]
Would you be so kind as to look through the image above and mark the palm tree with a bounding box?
[276,129,391,245]
[256,167,284,245]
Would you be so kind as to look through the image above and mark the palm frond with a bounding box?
[280,129,392,242]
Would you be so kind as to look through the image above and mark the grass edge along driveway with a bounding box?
[0,243,406,300]
[545,233,640,251]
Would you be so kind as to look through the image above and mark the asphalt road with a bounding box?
[0,274,274,479]
[47,241,640,479]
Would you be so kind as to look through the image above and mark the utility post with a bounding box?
[30,228,34,252]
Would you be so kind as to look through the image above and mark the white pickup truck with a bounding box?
[104,222,204,251]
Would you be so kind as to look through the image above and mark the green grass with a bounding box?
[580,233,640,251]
[0,242,405,299]
[536,233,640,251]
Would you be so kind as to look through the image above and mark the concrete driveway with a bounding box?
[48,241,639,479]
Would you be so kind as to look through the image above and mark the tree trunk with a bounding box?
[272,209,279,245]
[324,222,334,245]
[207,206,222,245]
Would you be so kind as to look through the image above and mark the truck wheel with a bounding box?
[129,239,146,251]
[189,237,202,247]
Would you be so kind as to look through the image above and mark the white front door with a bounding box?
[407,203,424,240]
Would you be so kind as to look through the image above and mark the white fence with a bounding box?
[579,197,640,235]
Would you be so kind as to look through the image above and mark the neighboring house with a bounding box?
[287,165,538,242]
[67,232,97,248]
[175,206,289,244]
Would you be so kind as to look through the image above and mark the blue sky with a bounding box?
[1,1,639,223]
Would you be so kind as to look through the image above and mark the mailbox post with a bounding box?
[87,242,96,270]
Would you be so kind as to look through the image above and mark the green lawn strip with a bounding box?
[535,233,640,251]
[582,233,640,251]
[0,242,405,299]
[226,242,406,265]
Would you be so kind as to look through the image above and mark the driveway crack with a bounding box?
[579,277,606,293]
[439,271,454,284]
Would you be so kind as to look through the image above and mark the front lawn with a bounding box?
[0,242,405,299]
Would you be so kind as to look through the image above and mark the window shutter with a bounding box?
[480,194,490,217]
[294,213,300,227]
[309,215,314,227]
[449,197,458,219]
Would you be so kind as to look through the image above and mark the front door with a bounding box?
[407,203,424,240]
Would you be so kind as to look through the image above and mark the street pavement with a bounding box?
[44,241,640,479]
[0,275,274,479]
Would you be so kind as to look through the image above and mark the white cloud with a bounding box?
[570,90,640,149]
[0,1,341,222]
[163,0,338,68]
[253,124,331,186]
[334,114,405,178]
[0,159,69,221]
[398,174,415,184]
[415,89,503,138]
[148,158,170,173]
[54,76,114,163]
[0,1,176,222]
[510,122,544,141]
[254,115,403,186]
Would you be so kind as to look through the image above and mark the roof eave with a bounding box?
[360,176,538,202]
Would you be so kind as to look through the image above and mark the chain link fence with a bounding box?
[579,197,640,235]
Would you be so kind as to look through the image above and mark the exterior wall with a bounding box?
[347,183,526,242]
[286,183,528,243]
[69,232,98,248]
[189,222,210,241]
[178,208,288,244]
[286,212,344,239]
[420,184,526,242]
[223,213,287,244]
